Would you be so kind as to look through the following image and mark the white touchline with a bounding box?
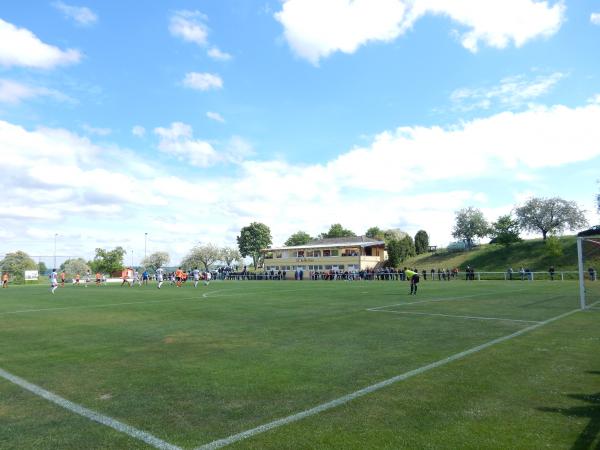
[0,289,232,316]
[0,367,181,450]
[193,303,597,450]
[367,289,528,311]
[368,309,542,324]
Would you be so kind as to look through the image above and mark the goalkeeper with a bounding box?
[405,268,420,295]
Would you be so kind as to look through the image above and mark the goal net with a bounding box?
[578,237,600,309]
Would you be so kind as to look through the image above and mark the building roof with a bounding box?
[263,236,385,252]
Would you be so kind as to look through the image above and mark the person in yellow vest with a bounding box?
[405,268,420,295]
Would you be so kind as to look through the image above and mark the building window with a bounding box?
[323,250,331,257]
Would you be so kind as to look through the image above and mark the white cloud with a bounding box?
[588,94,600,105]
[207,47,232,61]
[52,1,98,26]
[206,111,225,123]
[132,125,146,137]
[275,0,565,64]
[0,79,71,104]
[450,72,566,111]
[2,99,599,262]
[81,124,111,136]
[183,72,223,91]
[169,10,208,46]
[591,13,600,25]
[0,18,81,69]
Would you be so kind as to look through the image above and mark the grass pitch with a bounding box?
[1,279,599,449]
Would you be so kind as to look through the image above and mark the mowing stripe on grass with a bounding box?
[367,288,528,311]
[0,367,181,450]
[194,303,595,450]
[367,309,542,323]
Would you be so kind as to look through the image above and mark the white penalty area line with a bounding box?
[368,309,542,324]
[0,367,181,450]
[193,302,597,450]
[367,289,528,311]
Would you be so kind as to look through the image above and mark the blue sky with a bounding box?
[1,0,599,265]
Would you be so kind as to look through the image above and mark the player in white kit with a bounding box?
[132,270,140,287]
[156,267,164,289]
[193,268,200,287]
[50,269,58,294]
[85,270,91,287]
[204,271,212,286]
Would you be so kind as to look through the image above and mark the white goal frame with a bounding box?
[578,236,600,310]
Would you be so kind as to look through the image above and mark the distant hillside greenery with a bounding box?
[404,236,599,271]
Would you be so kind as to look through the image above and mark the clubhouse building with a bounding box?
[261,236,386,274]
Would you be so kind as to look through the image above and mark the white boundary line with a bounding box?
[0,367,181,450]
[367,309,542,324]
[193,303,595,450]
[367,289,528,311]
[0,288,310,317]
[0,289,231,316]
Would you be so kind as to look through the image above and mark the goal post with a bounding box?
[578,236,600,310]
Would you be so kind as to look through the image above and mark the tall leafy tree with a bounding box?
[181,244,221,271]
[220,247,242,267]
[63,258,90,277]
[365,227,385,241]
[38,261,48,275]
[383,229,408,242]
[414,230,430,254]
[285,231,312,246]
[140,251,170,272]
[387,236,416,267]
[237,222,272,269]
[90,247,126,274]
[0,251,37,283]
[319,224,356,239]
[489,215,521,247]
[515,197,588,240]
[452,207,489,249]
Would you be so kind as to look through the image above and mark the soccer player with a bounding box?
[192,267,200,287]
[405,269,419,295]
[204,270,212,286]
[60,271,66,287]
[142,270,149,286]
[132,270,140,287]
[95,272,102,286]
[175,267,183,287]
[50,268,58,294]
[84,270,91,287]
[156,267,164,289]
[121,268,129,286]
[2,272,8,288]
[75,273,81,286]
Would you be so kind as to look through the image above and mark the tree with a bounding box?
[319,224,356,239]
[181,244,221,271]
[452,207,489,249]
[489,215,522,247]
[414,230,429,254]
[0,251,37,283]
[220,247,242,268]
[365,227,385,241]
[140,251,170,272]
[237,222,272,269]
[38,261,47,275]
[515,197,588,240]
[90,247,126,274]
[63,258,90,277]
[383,229,408,242]
[386,236,415,267]
[285,231,312,246]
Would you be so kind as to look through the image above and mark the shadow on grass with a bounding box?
[538,371,600,449]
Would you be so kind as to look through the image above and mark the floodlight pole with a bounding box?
[131,250,134,268]
[144,232,148,259]
[577,237,585,310]
[53,233,58,269]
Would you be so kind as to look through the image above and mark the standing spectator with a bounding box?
[588,267,597,281]
[519,267,525,281]
[548,266,555,281]
[507,267,513,281]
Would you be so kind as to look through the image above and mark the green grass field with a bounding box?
[1,279,599,449]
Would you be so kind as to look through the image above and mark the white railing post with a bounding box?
[577,237,586,309]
